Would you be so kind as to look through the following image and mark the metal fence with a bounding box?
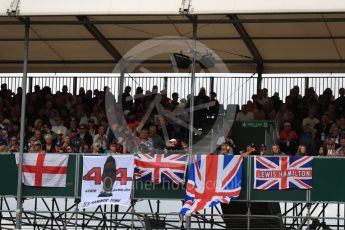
[0,73,344,107]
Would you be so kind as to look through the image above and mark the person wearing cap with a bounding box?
[259,144,267,156]
[33,140,43,153]
[241,143,259,156]
[70,128,82,152]
[164,138,184,154]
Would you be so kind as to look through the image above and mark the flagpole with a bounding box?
[16,17,30,230]
[186,16,197,230]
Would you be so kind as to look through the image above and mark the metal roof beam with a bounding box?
[228,14,263,67]
[2,36,345,42]
[2,59,345,64]
[2,17,345,25]
[76,16,122,61]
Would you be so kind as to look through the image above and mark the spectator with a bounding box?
[296,145,308,156]
[236,105,254,121]
[318,146,326,156]
[336,137,345,156]
[219,143,233,155]
[105,140,118,154]
[51,116,67,135]
[335,88,345,117]
[91,142,101,155]
[168,92,179,111]
[70,128,82,152]
[93,125,109,152]
[315,114,332,142]
[259,144,267,156]
[339,116,345,136]
[272,144,283,156]
[279,122,298,155]
[33,141,43,153]
[78,124,93,149]
[302,109,320,133]
[328,123,341,146]
[149,125,165,149]
[209,92,220,119]
[193,87,210,129]
[241,143,259,156]
[43,134,56,153]
[42,123,56,141]
[137,128,153,149]
[324,138,337,156]
[8,136,19,152]
[0,141,8,153]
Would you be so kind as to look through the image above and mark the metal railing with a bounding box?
[0,73,344,107]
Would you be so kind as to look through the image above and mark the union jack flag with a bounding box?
[254,156,313,190]
[135,153,187,184]
[180,155,243,216]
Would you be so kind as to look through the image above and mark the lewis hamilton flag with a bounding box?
[180,155,243,216]
[15,153,69,187]
[254,156,313,190]
[80,155,134,209]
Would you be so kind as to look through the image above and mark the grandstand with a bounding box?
[1,0,345,229]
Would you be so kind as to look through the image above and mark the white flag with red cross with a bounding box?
[15,153,69,187]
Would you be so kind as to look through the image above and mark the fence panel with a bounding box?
[1,74,345,107]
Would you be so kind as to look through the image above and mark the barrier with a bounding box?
[2,154,345,202]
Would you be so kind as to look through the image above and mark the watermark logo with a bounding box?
[105,36,236,153]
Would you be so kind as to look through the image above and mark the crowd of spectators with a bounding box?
[0,82,344,157]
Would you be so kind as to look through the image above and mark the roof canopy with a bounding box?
[1,0,345,73]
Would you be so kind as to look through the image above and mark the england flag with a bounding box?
[16,153,69,187]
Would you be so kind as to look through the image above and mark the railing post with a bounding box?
[305,77,309,91]
[28,76,33,93]
[256,64,263,94]
[163,76,168,91]
[210,76,214,94]
[16,16,30,230]
[73,77,78,96]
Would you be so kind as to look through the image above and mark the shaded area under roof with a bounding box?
[0,13,345,73]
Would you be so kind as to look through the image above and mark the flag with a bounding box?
[254,156,313,190]
[180,155,243,216]
[15,153,69,187]
[80,155,134,209]
[135,153,187,184]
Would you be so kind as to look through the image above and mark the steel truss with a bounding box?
[0,197,344,229]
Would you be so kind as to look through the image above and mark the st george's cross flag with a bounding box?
[254,156,313,190]
[180,155,243,216]
[15,153,69,187]
[135,153,187,184]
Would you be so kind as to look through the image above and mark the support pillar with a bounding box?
[16,16,30,230]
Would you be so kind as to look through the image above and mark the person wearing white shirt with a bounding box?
[51,117,67,135]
